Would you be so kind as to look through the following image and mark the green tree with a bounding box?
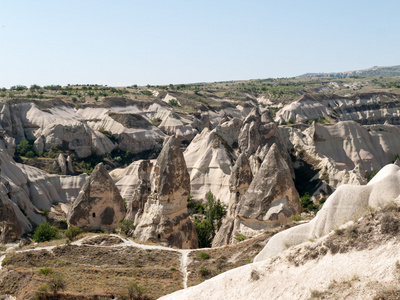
[193,191,226,248]
[15,139,34,157]
[193,220,214,248]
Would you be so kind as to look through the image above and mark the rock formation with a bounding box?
[67,163,125,231]
[0,169,23,243]
[213,144,300,246]
[134,137,198,249]
[184,128,234,205]
[255,163,400,261]
[111,160,153,223]
[58,153,67,175]
[280,120,400,191]
[274,92,400,125]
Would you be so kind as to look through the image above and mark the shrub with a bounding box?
[25,150,36,158]
[380,213,400,235]
[39,267,53,275]
[33,222,59,242]
[119,219,135,236]
[140,90,153,96]
[168,99,180,107]
[40,208,50,216]
[369,170,379,181]
[197,251,210,260]
[57,220,68,230]
[193,191,226,248]
[50,144,63,153]
[194,220,213,248]
[235,234,246,242]
[291,215,303,221]
[199,266,210,277]
[15,139,34,157]
[393,153,400,163]
[33,284,49,300]
[300,193,312,210]
[151,117,162,127]
[48,275,65,295]
[127,282,150,300]
[187,195,205,215]
[64,226,82,241]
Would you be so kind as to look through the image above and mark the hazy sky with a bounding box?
[0,0,399,88]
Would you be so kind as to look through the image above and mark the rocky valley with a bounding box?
[0,71,400,299]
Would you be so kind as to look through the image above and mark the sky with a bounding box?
[0,0,399,88]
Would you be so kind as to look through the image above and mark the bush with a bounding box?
[199,266,210,277]
[197,251,210,260]
[300,193,317,212]
[25,150,36,158]
[33,222,59,242]
[33,284,49,300]
[151,117,162,127]
[40,208,50,216]
[15,139,34,157]
[119,219,135,236]
[64,226,82,241]
[369,170,379,181]
[380,213,400,235]
[193,191,226,248]
[48,275,65,295]
[291,215,303,221]
[194,220,213,248]
[127,282,151,300]
[168,99,180,107]
[187,195,205,215]
[235,234,246,242]
[140,90,153,96]
[39,267,53,275]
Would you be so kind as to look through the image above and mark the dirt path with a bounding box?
[0,234,195,290]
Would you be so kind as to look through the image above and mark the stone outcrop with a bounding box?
[159,113,199,142]
[0,101,168,158]
[255,163,400,262]
[134,137,198,249]
[58,153,67,175]
[111,160,153,223]
[0,151,88,233]
[67,163,125,231]
[0,164,23,243]
[213,144,300,246]
[184,128,234,205]
[275,92,400,125]
[280,120,400,191]
[238,107,294,178]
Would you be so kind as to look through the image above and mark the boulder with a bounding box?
[67,163,125,231]
[134,137,198,249]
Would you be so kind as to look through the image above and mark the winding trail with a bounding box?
[0,234,195,290]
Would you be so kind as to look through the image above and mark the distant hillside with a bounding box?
[298,65,400,78]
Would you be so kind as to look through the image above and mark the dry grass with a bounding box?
[0,238,181,299]
[187,226,288,287]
